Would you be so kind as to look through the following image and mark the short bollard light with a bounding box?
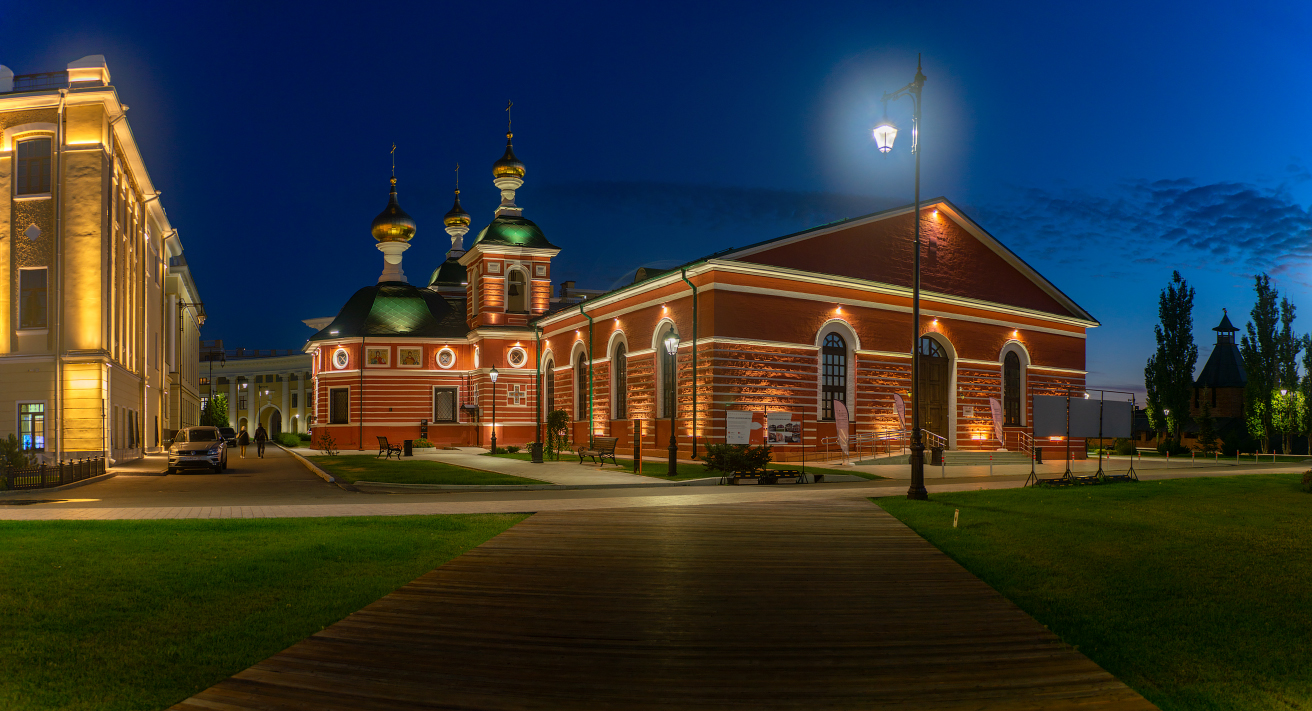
[953,509,959,529]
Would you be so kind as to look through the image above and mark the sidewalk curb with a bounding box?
[0,472,116,497]
[277,444,336,485]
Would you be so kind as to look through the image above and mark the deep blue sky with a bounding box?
[7,0,1312,395]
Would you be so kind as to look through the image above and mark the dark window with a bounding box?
[329,388,349,424]
[1004,351,1022,426]
[19,403,45,451]
[614,343,627,420]
[291,393,298,408]
[545,359,556,413]
[507,269,528,312]
[821,333,847,421]
[919,336,945,358]
[238,397,248,410]
[576,352,589,420]
[19,269,48,329]
[16,138,52,195]
[434,388,457,422]
[660,329,677,419]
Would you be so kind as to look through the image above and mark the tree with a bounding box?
[1301,333,1312,455]
[1144,271,1197,450]
[200,394,230,429]
[1240,274,1280,453]
[1196,388,1218,455]
[1274,297,1302,454]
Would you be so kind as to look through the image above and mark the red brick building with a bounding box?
[306,136,1097,459]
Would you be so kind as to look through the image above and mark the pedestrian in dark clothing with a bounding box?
[255,424,268,458]
[237,427,250,458]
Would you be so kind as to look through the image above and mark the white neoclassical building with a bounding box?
[201,345,313,436]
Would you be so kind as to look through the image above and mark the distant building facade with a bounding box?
[0,55,202,463]
[303,129,1097,460]
[201,344,312,437]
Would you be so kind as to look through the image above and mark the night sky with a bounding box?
[6,1,1312,396]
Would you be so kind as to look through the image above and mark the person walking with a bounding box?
[255,423,269,458]
[237,426,250,458]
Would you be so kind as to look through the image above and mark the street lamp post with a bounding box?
[663,328,680,476]
[489,367,499,452]
[875,56,929,500]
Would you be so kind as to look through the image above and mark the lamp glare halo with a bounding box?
[873,120,898,153]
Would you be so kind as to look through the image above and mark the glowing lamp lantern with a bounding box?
[663,329,680,357]
[489,367,499,452]
[663,327,681,477]
[873,118,898,153]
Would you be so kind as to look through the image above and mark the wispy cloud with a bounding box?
[975,177,1312,283]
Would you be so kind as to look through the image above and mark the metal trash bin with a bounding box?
[530,442,544,463]
[403,439,413,457]
[930,447,944,466]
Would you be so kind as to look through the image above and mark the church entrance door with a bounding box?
[918,336,950,445]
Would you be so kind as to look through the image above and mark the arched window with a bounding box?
[659,327,677,419]
[507,269,527,312]
[576,352,589,421]
[545,359,555,414]
[821,333,847,421]
[1004,351,1021,426]
[614,343,628,420]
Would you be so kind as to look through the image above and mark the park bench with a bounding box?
[728,469,812,485]
[377,436,402,460]
[578,436,619,466]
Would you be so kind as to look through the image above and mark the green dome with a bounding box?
[472,214,558,249]
[428,256,468,288]
[309,282,465,340]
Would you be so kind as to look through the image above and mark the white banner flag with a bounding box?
[835,400,851,463]
[988,397,1005,447]
[893,393,906,429]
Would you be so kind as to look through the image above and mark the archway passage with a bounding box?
[918,336,950,443]
[269,409,283,437]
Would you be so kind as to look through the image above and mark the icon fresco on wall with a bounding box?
[367,348,389,366]
[398,348,421,367]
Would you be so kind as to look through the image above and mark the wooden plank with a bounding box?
[173,499,1156,710]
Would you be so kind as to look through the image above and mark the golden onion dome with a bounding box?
[443,190,471,228]
[370,176,417,243]
[492,133,526,178]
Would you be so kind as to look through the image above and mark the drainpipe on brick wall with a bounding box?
[534,325,542,445]
[680,268,698,458]
[579,301,594,447]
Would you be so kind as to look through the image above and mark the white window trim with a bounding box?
[921,332,959,449]
[16,400,48,452]
[652,319,678,419]
[433,386,459,423]
[815,319,859,422]
[505,266,529,313]
[999,340,1031,427]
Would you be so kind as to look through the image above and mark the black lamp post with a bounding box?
[489,366,499,452]
[875,56,929,501]
[663,328,680,476]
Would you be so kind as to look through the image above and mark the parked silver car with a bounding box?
[168,426,228,474]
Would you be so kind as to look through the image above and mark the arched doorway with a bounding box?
[238,417,248,435]
[918,336,950,443]
[269,409,283,437]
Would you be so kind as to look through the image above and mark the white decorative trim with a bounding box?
[1029,365,1088,375]
[507,346,528,368]
[436,347,456,369]
[2,123,56,152]
[856,349,911,359]
[332,348,349,370]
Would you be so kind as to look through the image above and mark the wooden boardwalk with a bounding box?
[173,498,1155,710]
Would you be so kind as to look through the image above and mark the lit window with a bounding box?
[821,333,847,421]
[16,138,52,195]
[19,403,45,451]
[434,388,457,422]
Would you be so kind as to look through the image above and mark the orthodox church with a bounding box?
[306,130,1098,461]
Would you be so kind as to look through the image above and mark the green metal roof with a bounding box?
[471,214,558,249]
[308,282,468,340]
[428,256,467,288]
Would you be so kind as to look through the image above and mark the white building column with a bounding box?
[281,373,289,434]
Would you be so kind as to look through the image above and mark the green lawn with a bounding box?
[489,452,885,481]
[315,455,545,485]
[0,514,526,711]
[876,474,1312,711]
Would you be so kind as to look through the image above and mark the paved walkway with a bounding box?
[171,498,1155,710]
[2,462,1303,520]
[294,445,676,486]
